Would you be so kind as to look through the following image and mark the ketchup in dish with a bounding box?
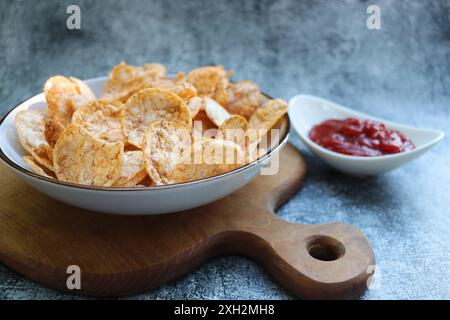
[309,118,415,157]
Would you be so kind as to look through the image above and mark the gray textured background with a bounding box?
[0,0,449,300]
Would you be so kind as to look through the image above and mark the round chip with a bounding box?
[44,76,96,126]
[216,114,248,150]
[204,97,231,127]
[192,110,218,140]
[172,71,187,83]
[113,150,146,187]
[192,139,244,180]
[23,156,56,179]
[53,124,123,186]
[226,80,261,119]
[15,109,53,170]
[122,88,192,148]
[150,79,197,100]
[102,63,167,102]
[44,119,64,148]
[72,100,125,143]
[186,96,203,119]
[143,120,194,185]
[187,66,229,106]
[248,99,288,145]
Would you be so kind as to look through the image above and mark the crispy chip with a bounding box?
[44,76,96,126]
[72,100,125,143]
[15,109,53,170]
[226,80,261,119]
[115,170,148,187]
[113,150,146,187]
[187,66,229,106]
[44,119,64,149]
[247,99,288,145]
[137,175,155,187]
[186,96,203,119]
[53,124,123,186]
[192,139,244,180]
[204,97,231,127]
[192,110,218,140]
[172,71,187,83]
[143,121,194,185]
[122,88,192,148]
[23,156,56,179]
[216,115,248,150]
[102,63,167,102]
[149,79,197,100]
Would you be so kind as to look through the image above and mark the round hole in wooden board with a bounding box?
[305,235,346,261]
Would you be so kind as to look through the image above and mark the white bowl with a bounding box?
[0,77,289,215]
[288,94,444,175]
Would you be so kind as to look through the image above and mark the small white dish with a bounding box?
[0,77,289,215]
[288,94,444,175]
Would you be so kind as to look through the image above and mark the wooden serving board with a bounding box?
[0,144,375,299]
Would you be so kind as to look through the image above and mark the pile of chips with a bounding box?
[15,64,287,187]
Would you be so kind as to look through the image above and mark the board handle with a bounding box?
[244,217,376,299]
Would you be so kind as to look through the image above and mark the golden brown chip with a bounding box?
[204,97,231,127]
[115,170,148,187]
[247,99,288,145]
[192,110,218,140]
[187,66,229,106]
[137,175,155,187]
[150,79,197,100]
[44,76,96,126]
[113,150,146,187]
[102,63,167,102]
[186,96,203,119]
[44,119,64,148]
[72,100,125,143]
[122,88,192,148]
[216,115,248,150]
[15,109,53,170]
[226,80,261,119]
[192,139,244,180]
[172,71,187,83]
[143,120,194,185]
[53,124,123,186]
[170,82,197,100]
[22,156,56,179]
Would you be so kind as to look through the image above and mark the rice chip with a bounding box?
[72,100,125,143]
[204,97,231,127]
[22,156,55,179]
[150,79,197,100]
[192,139,244,179]
[226,80,261,119]
[15,109,53,170]
[102,63,167,102]
[122,88,192,148]
[216,115,248,150]
[44,119,64,148]
[113,150,146,187]
[187,66,229,106]
[248,99,288,145]
[53,124,123,186]
[44,76,96,126]
[143,120,194,185]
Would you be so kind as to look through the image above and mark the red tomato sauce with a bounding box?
[309,118,415,156]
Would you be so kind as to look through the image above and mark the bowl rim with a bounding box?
[0,88,290,192]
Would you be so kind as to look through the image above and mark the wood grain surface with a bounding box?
[0,144,375,299]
